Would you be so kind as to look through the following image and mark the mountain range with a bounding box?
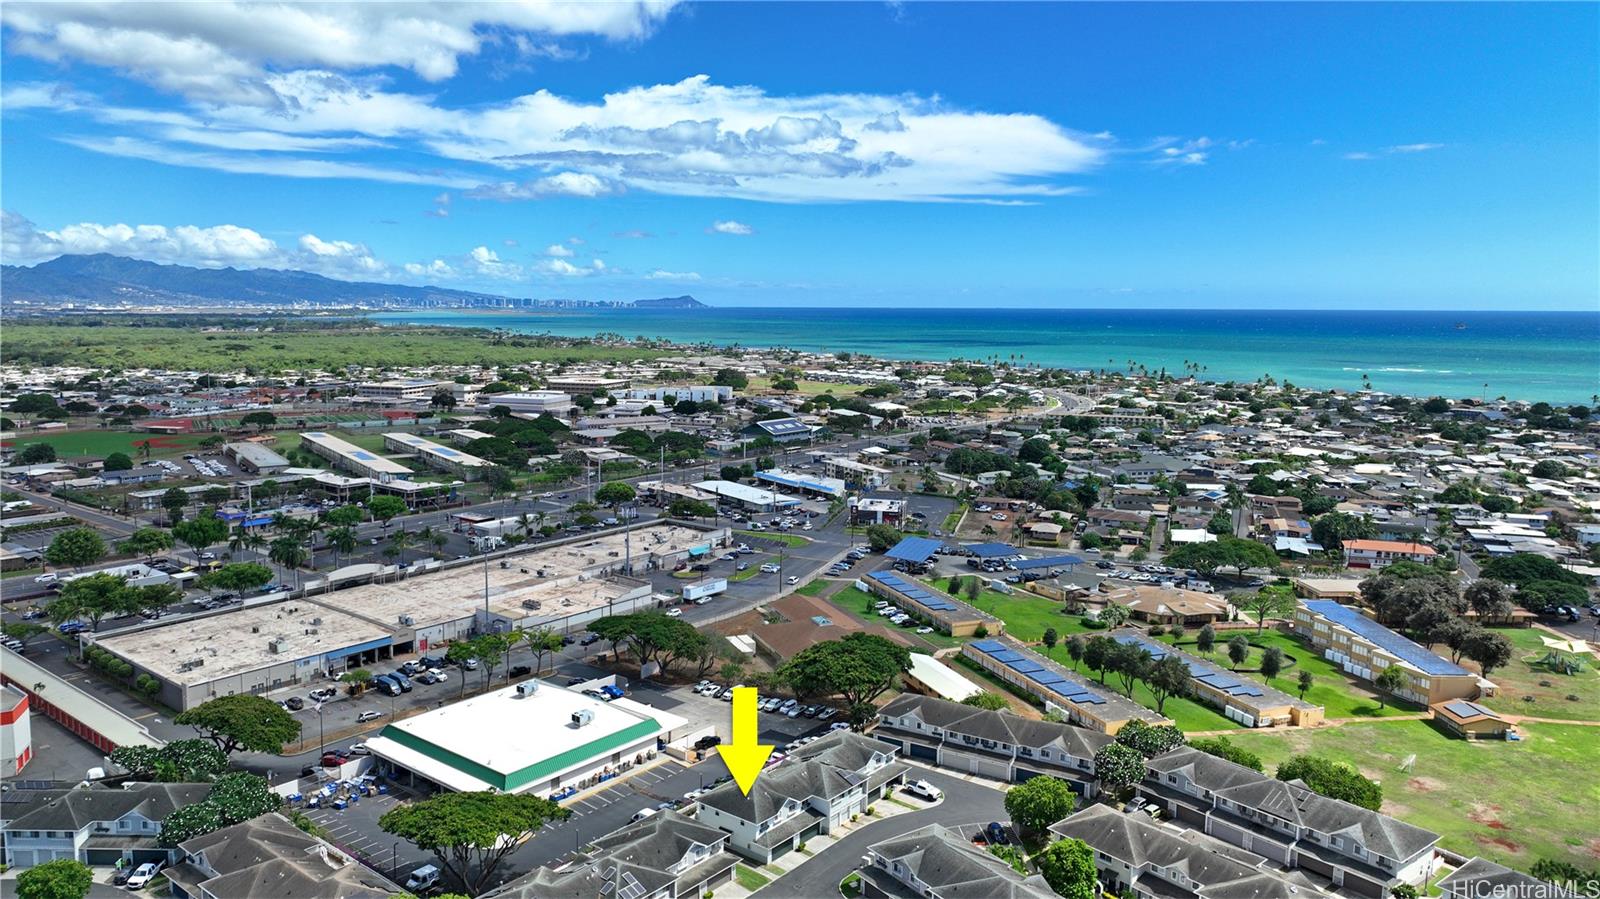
[0,254,706,310]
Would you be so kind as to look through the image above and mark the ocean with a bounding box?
[372,307,1600,404]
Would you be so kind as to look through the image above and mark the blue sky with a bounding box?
[2,1,1596,309]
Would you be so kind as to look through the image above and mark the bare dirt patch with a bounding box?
[1468,804,1510,830]
[1583,838,1600,861]
[1407,776,1445,793]
[1477,834,1523,854]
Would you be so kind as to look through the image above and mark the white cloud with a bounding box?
[404,259,455,278]
[59,134,478,187]
[1390,143,1444,153]
[467,172,625,200]
[708,220,754,236]
[545,243,574,257]
[647,269,701,281]
[614,229,654,239]
[537,257,607,277]
[0,2,680,103]
[297,233,386,276]
[1343,151,1376,161]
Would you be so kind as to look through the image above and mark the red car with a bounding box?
[321,752,348,767]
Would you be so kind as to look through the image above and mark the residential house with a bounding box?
[485,811,736,899]
[163,812,401,899]
[1436,857,1577,899]
[1050,804,1321,899]
[1340,539,1437,569]
[860,823,1056,899]
[693,732,907,864]
[1103,585,1232,626]
[875,693,1111,795]
[1137,747,1440,897]
[2,782,213,869]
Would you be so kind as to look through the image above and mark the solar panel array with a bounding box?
[1442,699,1498,720]
[1010,555,1085,570]
[968,640,1106,705]
[867,571,958,612]
[1304,601,1469,676]
[1110,633,1265,698]
[884,536,942,562]
[966,542,1021,559]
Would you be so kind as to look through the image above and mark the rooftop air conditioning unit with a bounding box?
[267,638,284,654]
[311,617,323,626]
[398,615,415,626]
[516,681,540,698]
[571,709,594,727]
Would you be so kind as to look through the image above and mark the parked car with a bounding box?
[321,752,349,767]
[580,633,601,645]
[356,710,381,723]
[125,862,162,889]
[509,665,532,678]
[904,780,943,802]
[405,865,441,892]
[284,696,305,710]
[986,822,1010,845]
[347,743,370,756]
[417,671,439,685]
[667,608,684,617]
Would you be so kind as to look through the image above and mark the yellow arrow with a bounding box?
[715,686,774,795]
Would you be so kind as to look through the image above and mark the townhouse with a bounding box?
[1293,601,1487,704]
[861,824,1056,899]
[961,637,1170,734]
[163,812,401,899]
[486,811,736,899]
[875,693,1112,795]
[1050,804,1324,899]
[692,732,907,864]
[2,782,212,869]
[1137,747,1440,897]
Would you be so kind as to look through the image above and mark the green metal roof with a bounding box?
[377,716,663,792]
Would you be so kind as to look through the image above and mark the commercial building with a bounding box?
[382,431,493,479]
[354,379,449,402]
[546,375,630,393]
[860,571,1002,637]
[1108,630,1324,727]
[479,391,573,416]
[849,496,905,525]
[1293,601,1486,704]
[1137,746,1440,897]
[298,431,413,482]
[694,732,907,864]
[962,637,1169,734]
[753,417,816,442]
[692,479,798,513]
[620,385,733,405]
[164,812,401,899]
[861,824,1056,899]
[1050,804,1321,899]
[754,468,846,499]
[1291,577,1364,602]
[876,693,1111,795]
[444,427,495,446]
[485,811,736,899]
[2,782,213,869]
[366,681,686,795]
[900,653,983,703]
[0,685,32,776]
[91,602,395,712]
[820,455,890,488]
[1341,539,1438,569]
[223,441,290,475]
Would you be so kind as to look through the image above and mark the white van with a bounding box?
[405,864,441,891]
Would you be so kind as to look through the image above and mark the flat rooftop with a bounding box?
[300,431,412,476]
[383,432,492,468]
[369,683,685,792]
[96,602,391,686]
[316,524,716,628]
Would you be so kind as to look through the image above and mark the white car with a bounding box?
[667,608,684,617]
[915,626,934,634]
[904,779,944,802]
[786,576,799,585]
[760,563,781,574]
[347,743,370,755]
[427,668,448,682]
[828,721,850,732]
[125,862,162,889]
[356,710,381,723]
[33,572,57,584]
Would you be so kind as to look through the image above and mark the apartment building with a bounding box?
[1293,601,1486,704]
[164,812,400,899]
[876,693,1111,795]
[353,379,449,401]
[1341,539,1438,569]
[485,811,736,899]
[1137,747,1440,898]
[861,571,1003,637]
[3,782,212,869]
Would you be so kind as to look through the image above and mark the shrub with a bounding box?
[1149,625,1166,636]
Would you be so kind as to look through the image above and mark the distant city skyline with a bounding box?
[1,2,1596,310]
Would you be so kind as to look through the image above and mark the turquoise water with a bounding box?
[373,308,1600,403]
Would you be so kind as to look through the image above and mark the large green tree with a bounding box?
[1309,512,1378,552]
[1093,742,1147,794]
[1276,755,1382,811]
[44,527,106,571]
[380,792,570,895]
[173,515,229,560]
[15,858,92,899]
[1003,775,1077,834]
[777,633,911,710]
[1034,838,1098,899]
[1188,736,1264,772]
[110,739,229,782]
[47,572,138,632]
[174,694,302,756]
[120,526,175,562]
[199,562,275,594]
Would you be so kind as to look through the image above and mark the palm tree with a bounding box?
[428,530,447,558]
[325,526,357,568]
[268,536,308,586]
[390,531,413,566]
[516,513,538,540]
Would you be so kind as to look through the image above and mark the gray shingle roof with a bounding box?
[486,811,733,899]
[696,731,907,823]
[175,813,400,899]
[3,782,213,833]
[879,693,1113,759]
[868,824,1056,899]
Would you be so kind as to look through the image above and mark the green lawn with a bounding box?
[941,504,967,533]
[1171,629,1420,719]
[4,429,211,459]
[735,865,771,890]
[730,565,762,582]
[736,530,810,548]
[827,585,961,649]
[1225,720,1599,871]
[922,578,1106,642]
[797,580,830,597]
[1032,643,1244,730]
[1473,627,1600,722]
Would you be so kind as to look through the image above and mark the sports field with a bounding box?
[3,430,210,459]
